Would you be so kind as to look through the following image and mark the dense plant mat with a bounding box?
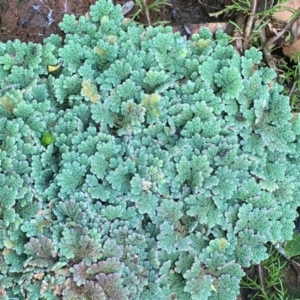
[1,0,300,299]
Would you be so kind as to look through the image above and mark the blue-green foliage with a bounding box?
[0,0,300,299]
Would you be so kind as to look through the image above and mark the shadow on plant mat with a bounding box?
[1,0,300,299]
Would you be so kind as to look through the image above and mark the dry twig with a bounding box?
[256,264,267,295]
[259,23,277,69]
[261,7,300,68]
[243,0,258,50]
[269,7,300,45]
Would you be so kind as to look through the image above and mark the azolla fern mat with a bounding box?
[0,0,300,299]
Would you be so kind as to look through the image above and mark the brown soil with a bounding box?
[0,0,229,43]
[0,0,96,43]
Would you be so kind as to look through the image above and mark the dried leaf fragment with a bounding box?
[121,1,134,15]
